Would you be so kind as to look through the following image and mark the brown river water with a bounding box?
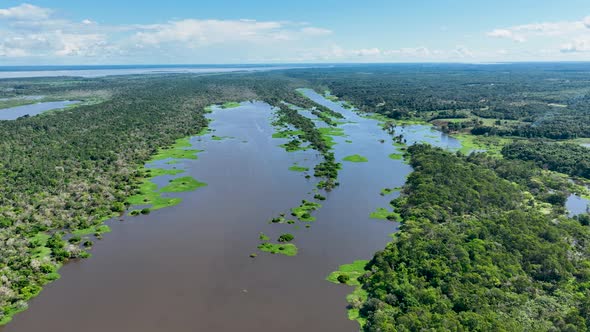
[2,91,461,331]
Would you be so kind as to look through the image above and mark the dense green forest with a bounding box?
[285,63,590,139]
[355,145,590,331]
[1,64,590,327]
[502,141,590,179]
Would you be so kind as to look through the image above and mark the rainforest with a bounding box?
[0,64,590,332]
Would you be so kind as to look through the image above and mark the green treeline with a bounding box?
[286,64,590,140]
[502,141,590,179]
[356,145,590,331]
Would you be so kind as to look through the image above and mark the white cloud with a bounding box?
[0,3,51,20]
[133,19,294,46]
[487,29,526,42]
[0,4,334,62]
[487,16,589,43]
[561,37,590,53]
[3,3,586,64]
[300,27,332,36]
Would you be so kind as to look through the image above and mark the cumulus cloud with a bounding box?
[487,29,526,42]
[0,3,335,62]
[486,15,590,58]
[561,38,590,53]
[0,3,51,20]
[488,20,586,42]
[133,19,294,47]
[487,16,590,44]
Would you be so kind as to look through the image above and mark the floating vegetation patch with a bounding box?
[257,243,298,256]
[343,154,368,163]
[291,200,322,222]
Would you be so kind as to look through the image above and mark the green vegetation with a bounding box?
[126,176,182,210]
[502,140,590,179]
[288,165,309,172]
[151,137,202,161]
[303,64,590,140]
[257,243,298,256]
[369,208,398,221]
[388,153,403,160]
[453,133,511,156]
[6,63,590,325]
[146,168,184,177]
[221,101,241,109]
[343,154,368,163]
[291,200,322,222]
[71,225,111,237]
[380,187,400,196]
[211,135,233,141]
[350,145,590,331]
[277,233,294,242]
[160,176,208,193]
[272,129,303,139]
[327,260,371,327]
[326,260,368,286]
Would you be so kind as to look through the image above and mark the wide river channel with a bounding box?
[2,90,461,331]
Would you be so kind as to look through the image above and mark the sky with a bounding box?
[1,0,590,65]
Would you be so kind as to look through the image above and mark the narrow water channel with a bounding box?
[0,100,79,120]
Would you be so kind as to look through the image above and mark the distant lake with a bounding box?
[0,101,79,120]
[0,65,314,79]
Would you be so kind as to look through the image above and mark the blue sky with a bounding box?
[1,0,590,64]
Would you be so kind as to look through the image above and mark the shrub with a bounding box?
[278,233,294,242]
[337,275,350,284]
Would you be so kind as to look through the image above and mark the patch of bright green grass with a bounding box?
[289,165,309,172]
[319,127,346,137]
[28,233,51,259]
[72,225,111,236]
[160,176,207,193]
[326,260,368,285]
[145,168,184,177]
[151,137,202,161]
[388,153,403,160]
[221,101,241,109]
[343,154,368,163]
[127,180,182,210]
[452,133,511,157]
[370,207,399,221]
[326,260,369,328]
[258,242,298,256]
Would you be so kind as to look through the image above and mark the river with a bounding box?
[1,92,461,331]
[0,101,79,120]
